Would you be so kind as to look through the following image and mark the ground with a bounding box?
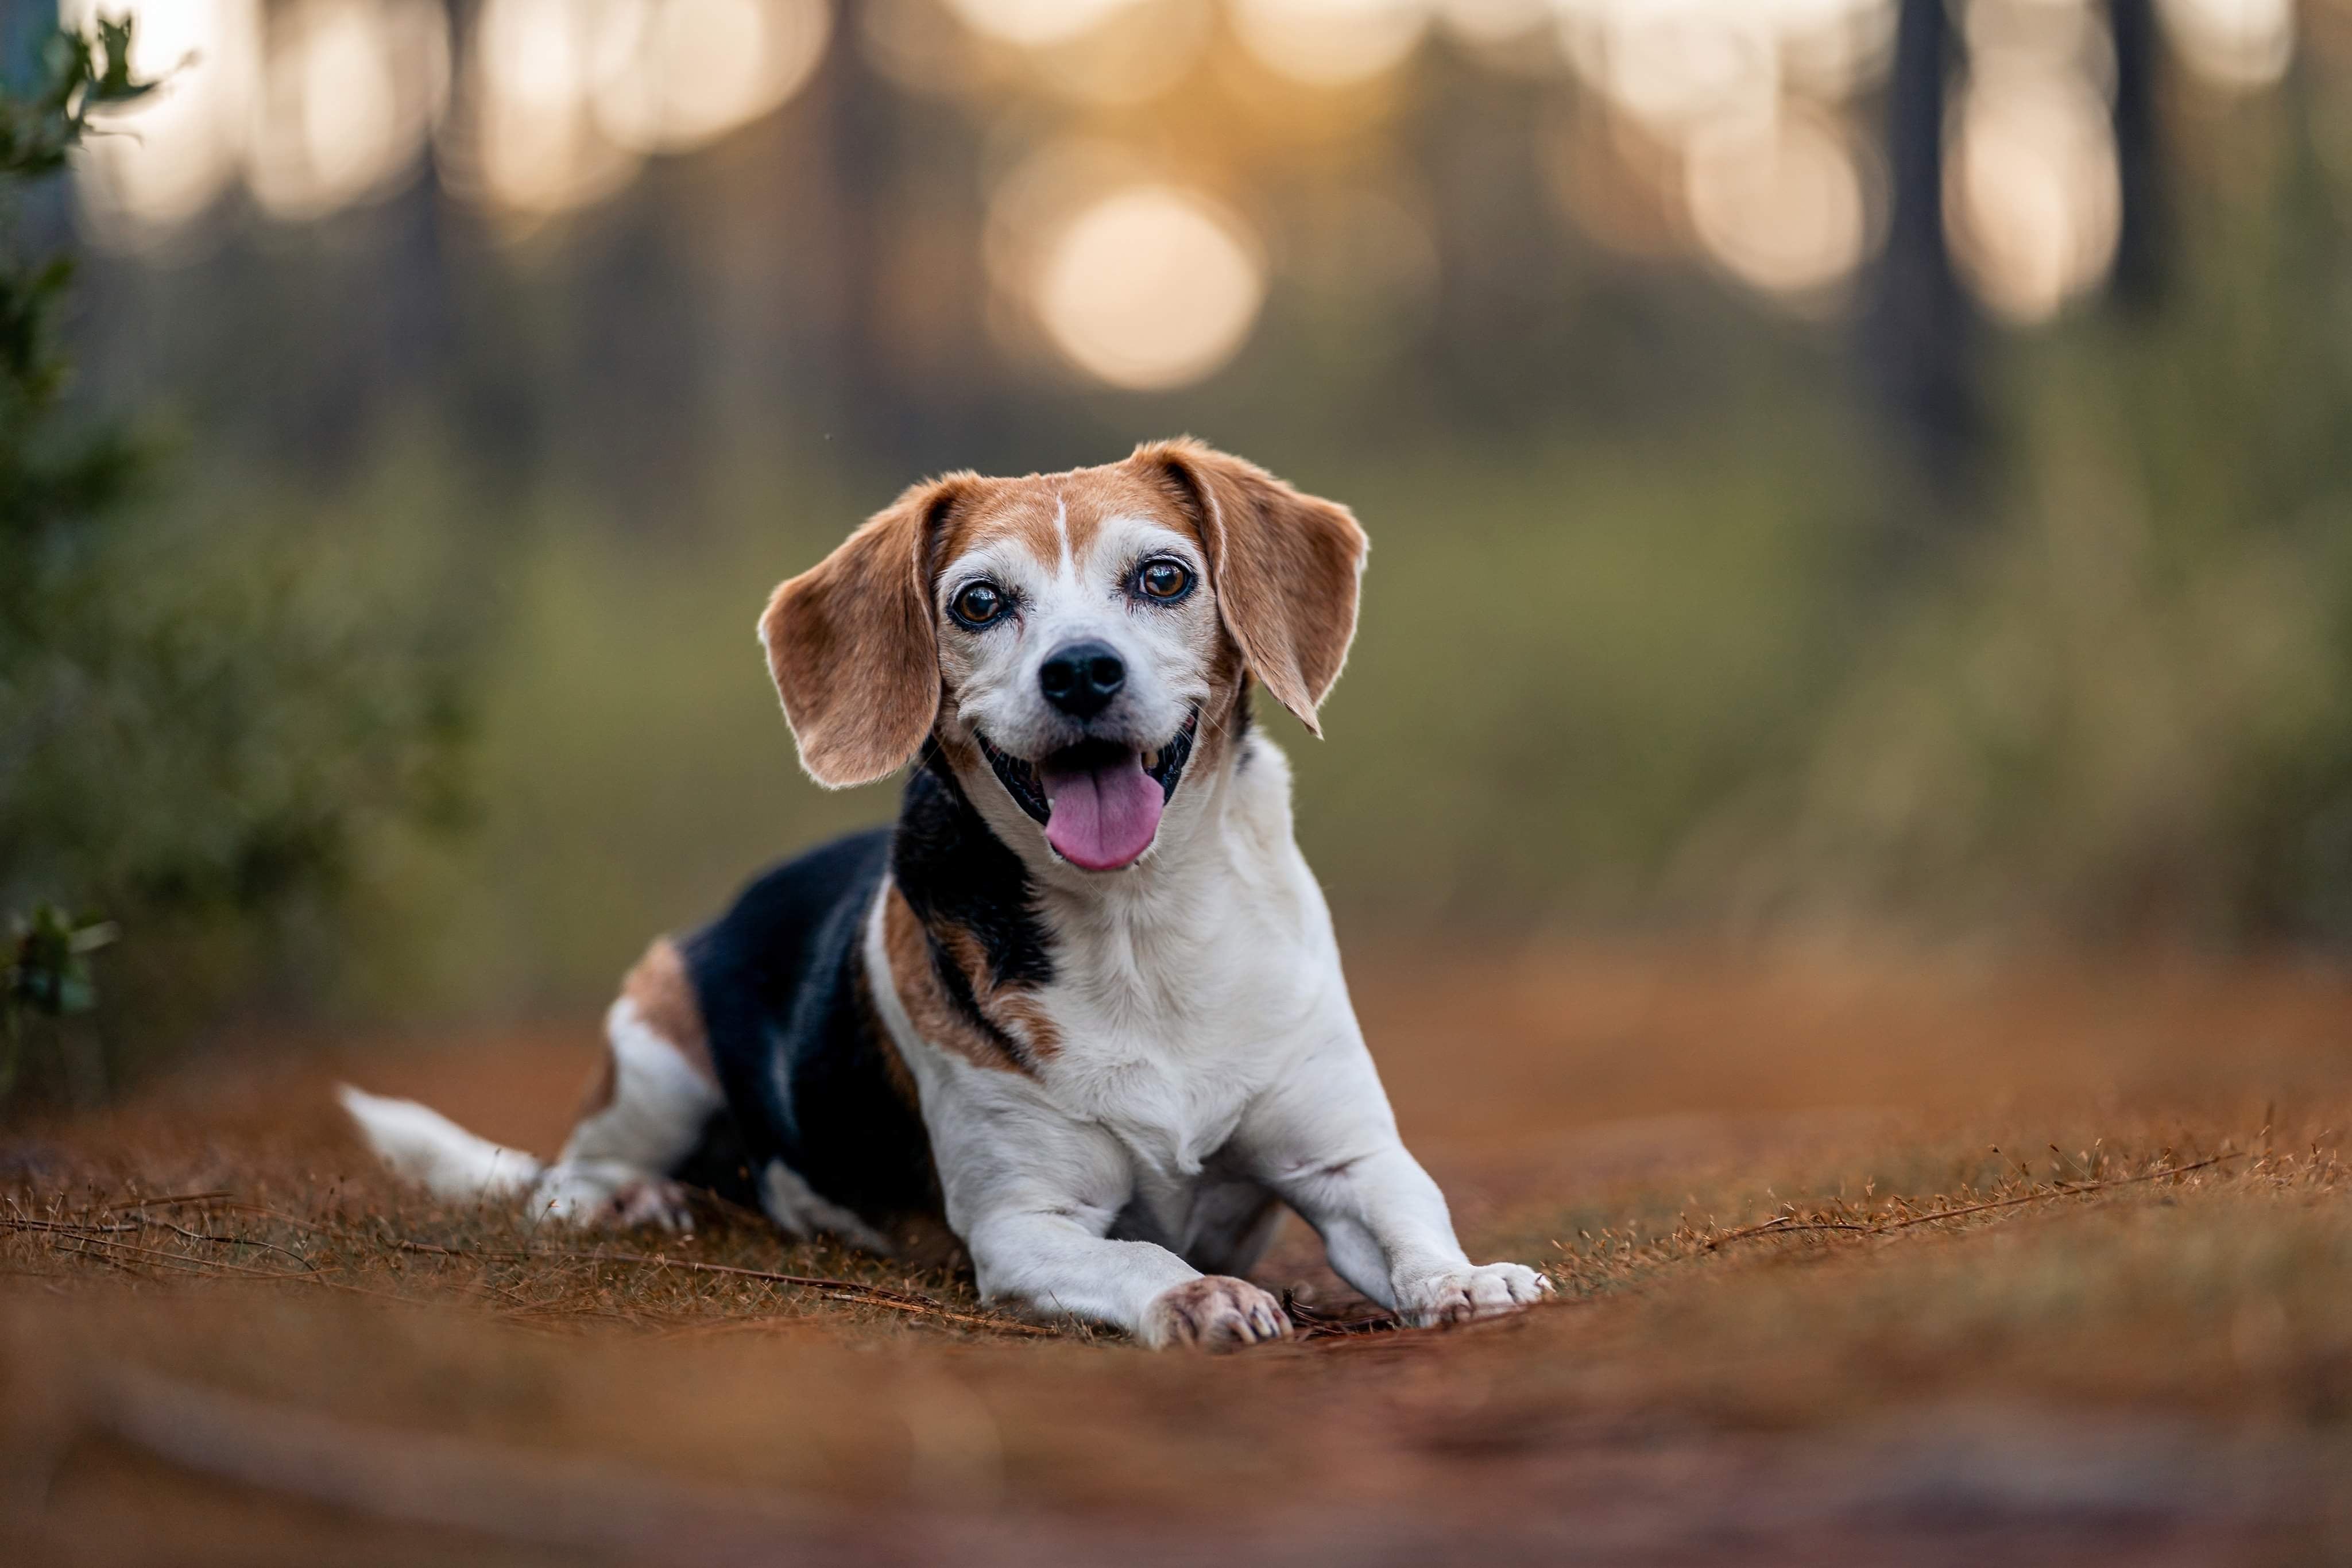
[3,944,2350,1565]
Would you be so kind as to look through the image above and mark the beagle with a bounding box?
[342,440,1551,1347]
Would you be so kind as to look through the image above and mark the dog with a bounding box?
[342,439,1552,1348]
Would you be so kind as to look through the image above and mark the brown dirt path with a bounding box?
[4,945,2351,1565]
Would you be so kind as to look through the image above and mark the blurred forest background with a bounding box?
[3,0,2349,1098]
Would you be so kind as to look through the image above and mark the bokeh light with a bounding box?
[1553,0,1895,146]
[463,0,640,216]
[1556,0,1782,140]
[54,0,2293,325]
[69,0,830,234]
[1033,185,1265,389]
[65,0,260,239]
[1023,1,1214,106]
[2157,0,2297,90]
[590,0,831,154]
[1229,0,1433,88]
[1434,0,1551,48]
[938,0,1152,46]
[246,0,448,221]
[1684,109,1872,301]
[1947,67,2122,324]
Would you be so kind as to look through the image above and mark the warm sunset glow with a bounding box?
[1034,185,1266,389]
[1229,0,1433,88]
[1684,110,1870,301]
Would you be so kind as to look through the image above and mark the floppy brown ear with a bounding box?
[1134,439,1368,734]
[759,477,966,788]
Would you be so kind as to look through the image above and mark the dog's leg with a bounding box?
[939,1119,1289,1349]
[1244,1050,1552,1327]
[965,1208,1290,1349]
[532,940,722,1232]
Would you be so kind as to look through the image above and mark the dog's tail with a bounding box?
[336,1085,543,1202]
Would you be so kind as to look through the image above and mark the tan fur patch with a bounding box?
[761,475,973,789]
[1126,439,1366,734]
[621,938,717,1086]
[881,885,1054,1075]
[934,921,1062,1062]
[931,466,1209,583]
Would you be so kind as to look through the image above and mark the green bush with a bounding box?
[0,22,486,1100]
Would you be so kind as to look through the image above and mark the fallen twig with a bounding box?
[101,1190,231,1213]
[1704,1150,2243,1252]
[386,1238,1055,1337]
[1283,1291,1401,1340]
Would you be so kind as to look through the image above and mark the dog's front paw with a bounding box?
[606,1177,696,1233]
[533,1166,696,1232]
[1143,1276,1291,1350]
[1396,1262,1552,1327]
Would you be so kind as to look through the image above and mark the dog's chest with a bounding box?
[1030,905,1321,1183]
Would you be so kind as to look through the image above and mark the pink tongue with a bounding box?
[1040,752,1164,870]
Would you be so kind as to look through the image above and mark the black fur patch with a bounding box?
[893,748,1057,1068]
[678,830,941,1229]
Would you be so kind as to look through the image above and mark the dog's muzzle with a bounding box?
[975,709,1201,872]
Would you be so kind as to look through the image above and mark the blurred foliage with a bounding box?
[0,22,491,1101]
[16,16,2350,1035]
[417,87,2352,995]
[1771,85,2352,945]
[2,904,114,1094]
[0,18,149,179]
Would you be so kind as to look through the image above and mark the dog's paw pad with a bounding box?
[1145,1275,1291,1350]
[1398,1262,1552,1327]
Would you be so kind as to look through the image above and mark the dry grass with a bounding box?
[3,946,2351,1565]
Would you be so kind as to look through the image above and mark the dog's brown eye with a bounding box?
[1138,559,1192,602]
[951,581,1008,627]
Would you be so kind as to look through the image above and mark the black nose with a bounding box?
[1038,640,1125,719]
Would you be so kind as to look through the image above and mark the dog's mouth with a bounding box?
[974,710,1201,872]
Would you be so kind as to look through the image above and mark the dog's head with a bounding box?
[759,440,1366,872]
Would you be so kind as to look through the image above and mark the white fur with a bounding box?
[336,1085,541,1202]
[937,512,1210,779]
[871,730,1552,1344]
[340,996,722,1229]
